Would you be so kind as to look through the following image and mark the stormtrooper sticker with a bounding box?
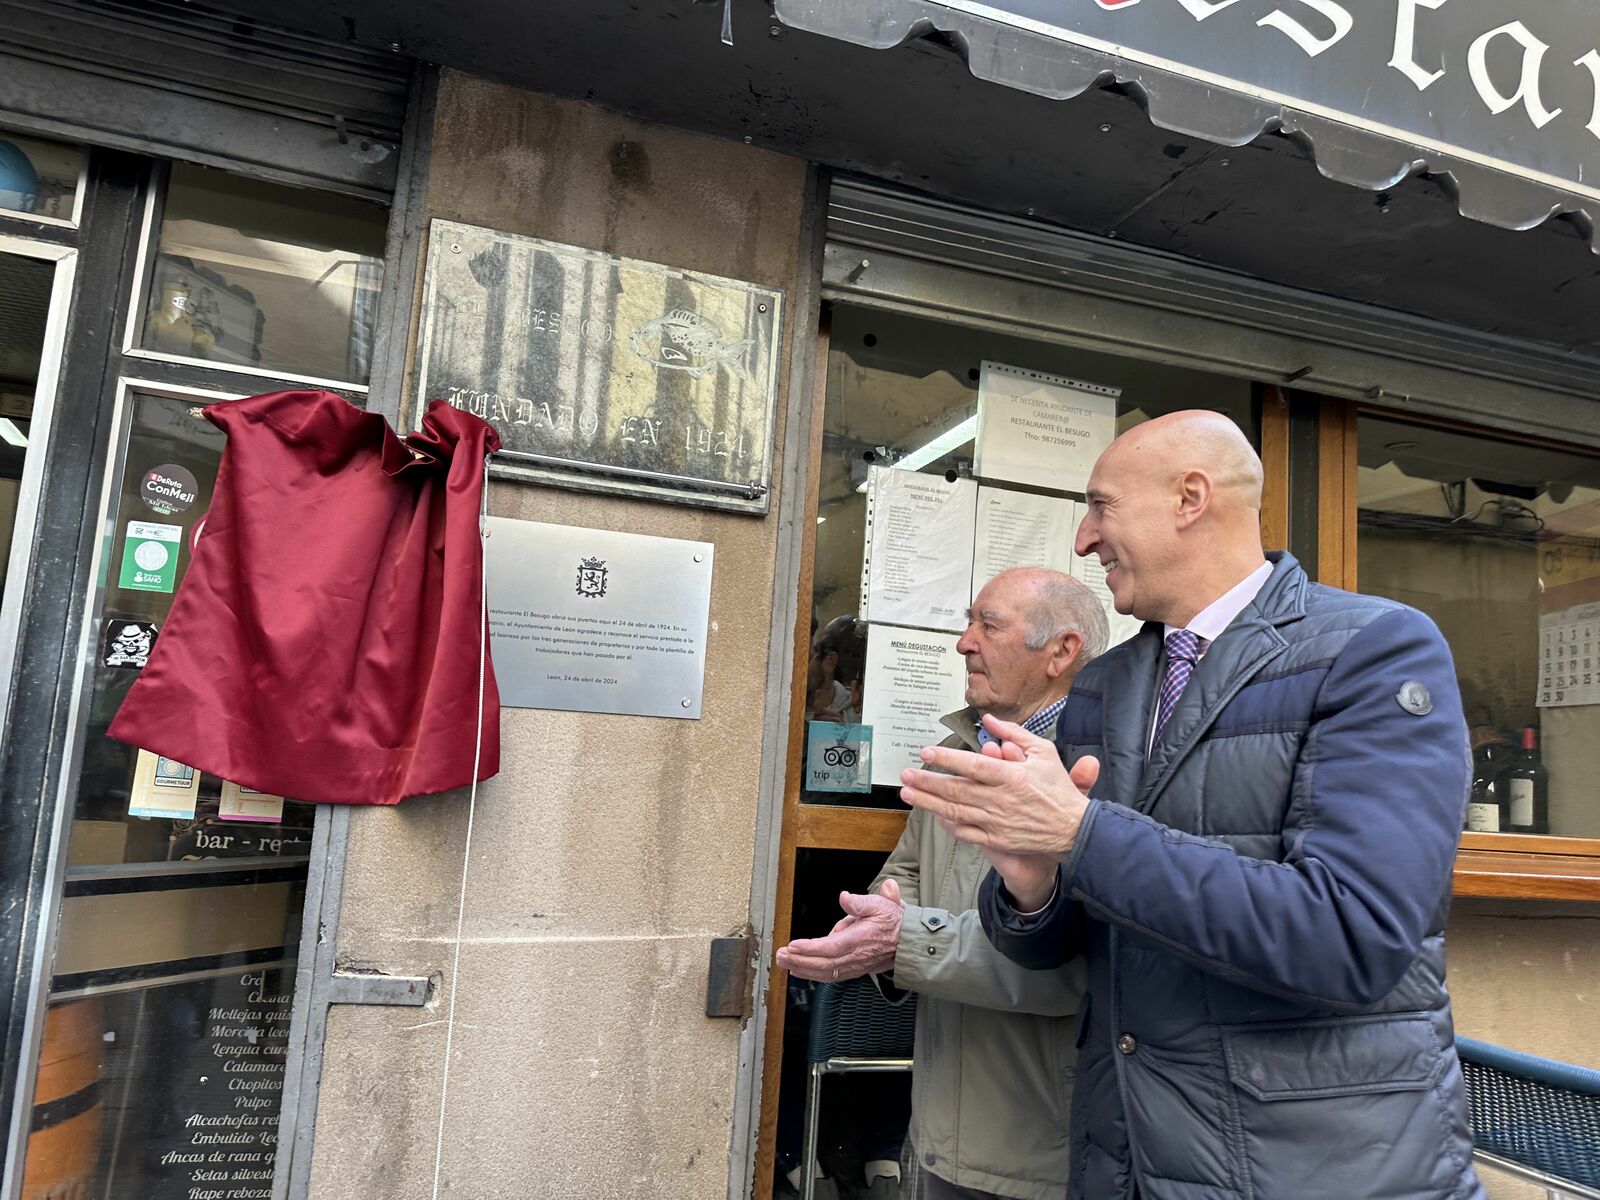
[103,619,158,669]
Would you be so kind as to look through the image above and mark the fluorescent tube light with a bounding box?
[0,418,26,448]
[856,415,977,492]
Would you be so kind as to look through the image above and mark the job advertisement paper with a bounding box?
[861,466,977,634]
[860,628,967,787]
[974,361,1118,493]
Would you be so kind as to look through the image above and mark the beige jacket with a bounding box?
[871,708,1084,1200]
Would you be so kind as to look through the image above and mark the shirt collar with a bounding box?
[1163,561,1273,648]
[976,693,1070,747]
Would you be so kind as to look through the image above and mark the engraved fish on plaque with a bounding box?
[628,309,754,381]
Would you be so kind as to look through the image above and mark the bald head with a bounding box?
[1076,410,1269,627]
[1106,410,1264,512]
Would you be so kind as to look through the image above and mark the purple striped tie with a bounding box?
[1154,629,1208,740]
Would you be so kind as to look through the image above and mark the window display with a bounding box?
[0,129,82,222]
[1357,415,1600,838]
[806,305,1254,809]
[139,164,386,383]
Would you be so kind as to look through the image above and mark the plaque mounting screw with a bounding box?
[693,553,704,563]
[681,698,692,708]
[450,242,462,253]
[758,303,768,313]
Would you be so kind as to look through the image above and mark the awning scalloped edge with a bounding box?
[771,0,1600,251]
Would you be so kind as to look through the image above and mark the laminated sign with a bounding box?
[128,748,201,819]
[805,722,873,793]
[118,521,182,593]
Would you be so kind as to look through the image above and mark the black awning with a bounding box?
[774,0,1600,245]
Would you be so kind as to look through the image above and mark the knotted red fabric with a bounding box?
[109,390,500,804]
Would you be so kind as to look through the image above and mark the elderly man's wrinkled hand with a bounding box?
[900,715,1100,864]
[775,878,905,983]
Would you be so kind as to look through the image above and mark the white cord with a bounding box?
[430,454,491,1200]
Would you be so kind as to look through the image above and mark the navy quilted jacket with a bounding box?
[980,553,1484,1200]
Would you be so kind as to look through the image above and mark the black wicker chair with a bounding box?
[798,976,917,1200]
[1458,1035,1600,1198]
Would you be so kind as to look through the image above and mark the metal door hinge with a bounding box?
[705,933,757,1018]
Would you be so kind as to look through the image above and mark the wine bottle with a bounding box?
[1504,725,1550,836]
[1465,743,1508,833]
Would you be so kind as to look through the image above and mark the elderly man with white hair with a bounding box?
[779,567,1107,1200]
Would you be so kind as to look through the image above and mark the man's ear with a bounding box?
[1174,469,1214,530]
[1046,631,1084,680]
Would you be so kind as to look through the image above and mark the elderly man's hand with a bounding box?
[900,716,1100,909]
[775,879,905,983]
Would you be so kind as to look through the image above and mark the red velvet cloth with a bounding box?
[109,391,500,805]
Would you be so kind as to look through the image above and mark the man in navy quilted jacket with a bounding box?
[900,411,1483,1200]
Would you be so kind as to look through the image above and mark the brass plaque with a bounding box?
[413,220,783,513]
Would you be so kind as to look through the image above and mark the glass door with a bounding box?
[7,150,390,1200]
[20,387,314,1200]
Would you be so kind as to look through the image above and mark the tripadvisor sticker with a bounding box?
[140,463,198,515]
[118,521,182,593]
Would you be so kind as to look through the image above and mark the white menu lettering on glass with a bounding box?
[160,969,291,1200]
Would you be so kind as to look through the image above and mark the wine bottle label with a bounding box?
[1466,802,1500,833]
[1509,780,1534,828]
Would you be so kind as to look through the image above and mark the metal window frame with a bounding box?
[0,236,77,752]
[0,132,89,230]
[118,161,376,395]
[726,162,829,1200]
[823,178,1600,453]
[0,150,146,1200]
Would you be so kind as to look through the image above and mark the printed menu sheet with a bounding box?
[860,629,967,786]
[970,488,1079,597]
[860,466,977,634]
[974,361,1118,493]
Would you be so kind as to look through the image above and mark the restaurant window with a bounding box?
[0,129,84,223]
[804,305,1255,810]
[765,303,1268,1198]
[1357,415,1600,839]
[136,163,386,384]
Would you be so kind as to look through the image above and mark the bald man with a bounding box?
[901,412,1483,1200]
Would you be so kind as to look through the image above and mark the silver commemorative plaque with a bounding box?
[484,517,713,719]
[414,220,783,514]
